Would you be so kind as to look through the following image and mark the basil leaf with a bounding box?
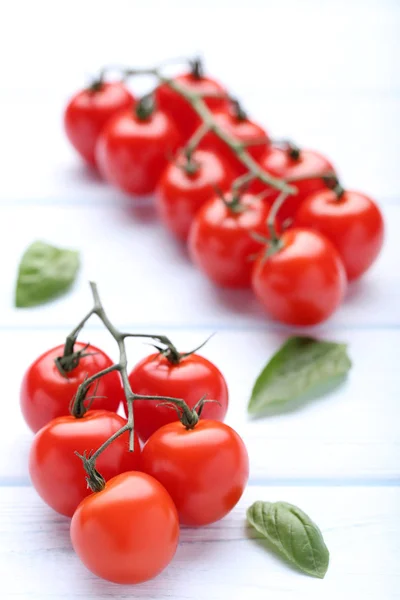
[248,336,351,415]
[15,241,80,308]
[247,501,329,578]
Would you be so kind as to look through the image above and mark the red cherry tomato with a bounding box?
[124,352,228,442]
[253,147,335,221]
[155,149,234,241]
[295,189,384,281]
[252,228,347,325]
[155,72,229,139]
[201,108,269,175]
[188,192,272,287]
[141,420,249,526]
[20,342,124,433]
[29,410,141,517]
[71,471,179,583]
[96,108,181,195]
[64,82,134,167]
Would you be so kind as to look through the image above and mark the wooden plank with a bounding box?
[1,0,399,97]
[2,327,398,482]
[0,203,396,331]
[1,1,399,598]
[0,0,399,204]
[0,94,399,203]
[0,485,398,599]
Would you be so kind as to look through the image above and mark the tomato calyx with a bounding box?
[87,68,110,93]
[153,334,214,366]
[158,399,199,429]
[75,449,106,492]
[324,174,346,200]
[135,93,156,121]
[150,341,181,365]
[179,150,201,176]
[159,395,220,430]
[230,98,248,122]
[284,141,302,161]
[189,57,205,80]
[55,342,97,376]
[251,231,284,261]
[215,187,248,215]
[88,79,104,93]
[272,138,302,161]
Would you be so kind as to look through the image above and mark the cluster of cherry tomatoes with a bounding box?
[21,340,249,584]
[64,60,384,326]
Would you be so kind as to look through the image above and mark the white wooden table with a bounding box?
[0,0,399,597]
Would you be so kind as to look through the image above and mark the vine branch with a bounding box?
[62,282,204,492]
[121,64,296,195]
[164,77,295,194]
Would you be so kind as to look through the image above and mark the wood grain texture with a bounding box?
[0,0,399,203]
[2,327,399,483]
[0,95,398,204]
[0,0,399,597]
[0,203,396,331]
[0,486,399,599]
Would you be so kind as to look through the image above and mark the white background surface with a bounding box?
[0,0,399,598]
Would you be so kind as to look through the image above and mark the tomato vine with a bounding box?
[63,281,203,492]
[91,59,295,197]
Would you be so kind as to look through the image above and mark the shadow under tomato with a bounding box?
[124,197,159,224]
[345,275,377,304]
[168,236,192,263]
[66,161,105,185]
[210,286,267,319]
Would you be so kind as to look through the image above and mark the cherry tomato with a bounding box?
[141,420,249,526]
[155,72,229,139]
[124,352,228,442]
[20,342,124,433]
[252,147,335,221]
[296,189,384,281]
[251,228,346,325]
[201,108,269,175]
[71,471,179,583]
[188,192,272,287]
[96,107,181,195]
[64,82,134,167]
[29,410,141,517]
[155,149,234,241]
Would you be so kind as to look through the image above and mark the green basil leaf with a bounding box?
[15,241,80,308]
[248,336,351,415]
[247,501,329,578]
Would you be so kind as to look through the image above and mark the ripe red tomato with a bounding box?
[155,72,229,139]
[20,342,124,433]
[71,471,179,583]
[155,149,234,241]
[142,420,249,526]
[295,189,384,281]
[201,108,269,175]
[64,82,134,167]
[188,192,272,287]
[96,107,181,195]
[252,147,335,221]
[251,228,346,325]
[141,420,249,526]
[124,352,228,442]
[29,410,141,517]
